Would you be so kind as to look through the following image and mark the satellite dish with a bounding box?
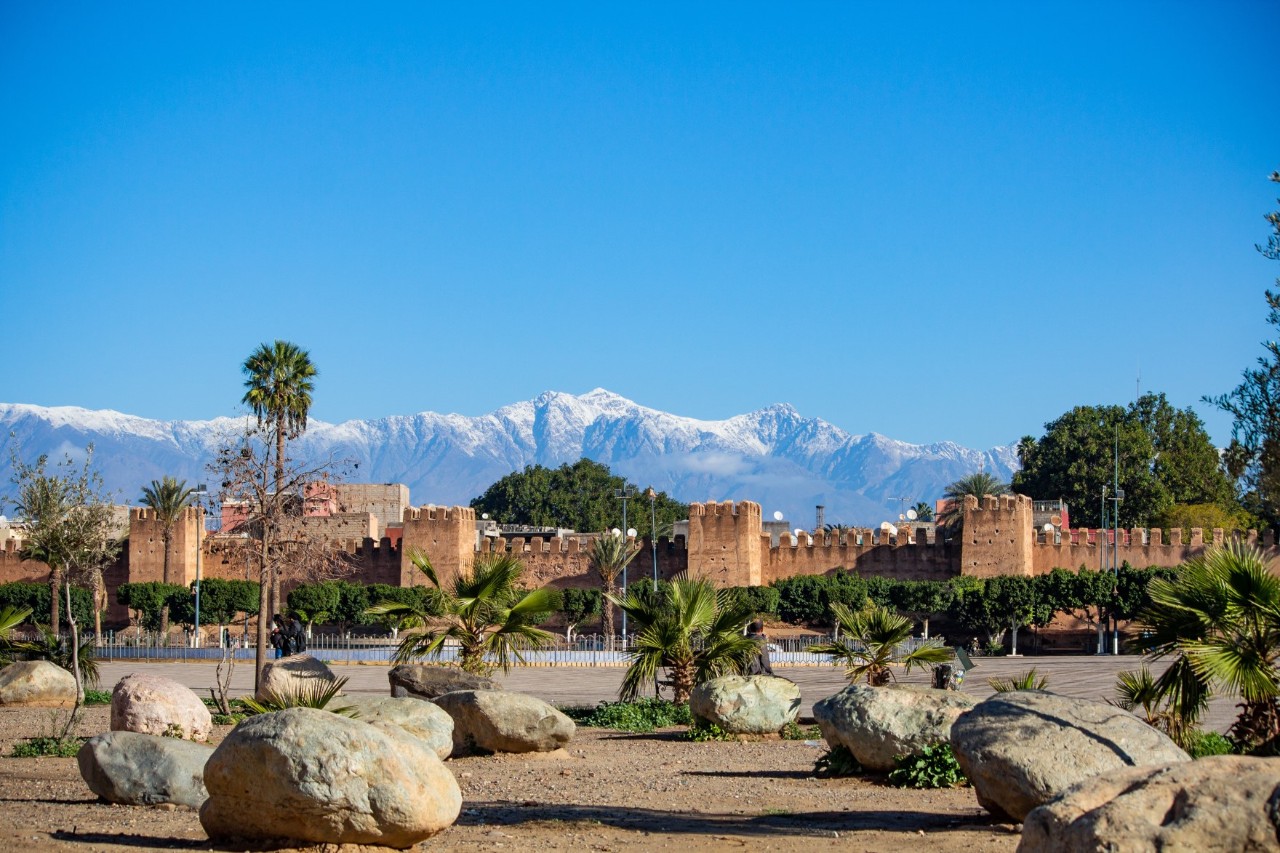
[773,511,783,521]
[1051,515,1062,526]
[627,527,637,538]
[898,513,906,521]
[906,509,918,521]
[481,513,489,520]
[1043,522,1054,533]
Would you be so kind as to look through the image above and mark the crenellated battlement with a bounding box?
[1030,524,1278,574]
[403,505,476,524]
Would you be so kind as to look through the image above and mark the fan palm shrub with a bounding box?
[1137,543,1280,752]
[1110,666,1189,746]
[0,606,32,666]
[809,603,952,685]
[366,550,560,675]
[988,668,1048,692]
[608,576,759,704]
[588,532,641,647]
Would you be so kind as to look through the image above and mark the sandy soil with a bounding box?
[0,705,1020,853]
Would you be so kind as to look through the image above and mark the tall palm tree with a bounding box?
[241,340,318,493]
[241,340,317,625]
[140,476,196,637]
[588,532,641,647]
[911,502,934,522]
[1138,543,1280,751]
[608,576,759,704]
[366,549,560,675]
[809,603,952,685]
[940,472,1009,528]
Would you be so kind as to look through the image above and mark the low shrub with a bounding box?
[887,743,966,788]
[12,737,86,758]
[211,712,247,726]
[561,698,692,733]
[988,668,1048,692]
[814,744,861,777]
[686,721,732,741]
[1184,729,1236,758]
[82,689,112,706]
[780,721,821,741]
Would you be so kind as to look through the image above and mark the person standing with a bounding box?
[745,620,774,676]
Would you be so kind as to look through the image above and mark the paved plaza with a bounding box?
[98,654,1239,732]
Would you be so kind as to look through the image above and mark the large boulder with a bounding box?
[951,690,1190,821]
[78,731,212,808]
[200,707,461,848]
[111,673,212,741]
[1020,755,1280,852]
[341,694,454,760]
[690,675,801,734]
[434,689,574,755]
[0,660,76,708]
[255,654,338,701]
[813,684,976,772]
[388,664,499,700]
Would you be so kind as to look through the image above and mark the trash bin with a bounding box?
[932,664,955,690]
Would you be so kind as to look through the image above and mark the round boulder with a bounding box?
[341,694,454,759]
[951,690,1190,821]
[255,653,337,701]
[1020,755,1280,852]
[812,684,976,772]
[200,707,461,848]
[78,730,212,808]
[388,664,499,699]
[0,660,76,708]
[111,673,212,741]
[433,689,574,755]
[690,675,801,734]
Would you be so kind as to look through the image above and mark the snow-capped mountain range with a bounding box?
[0,389,1019,526]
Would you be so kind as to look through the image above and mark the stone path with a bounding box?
[97,654,1238,732]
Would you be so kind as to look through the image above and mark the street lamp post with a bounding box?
[192,484,208,648]
[615,486,636,644]
[647,488,658,589]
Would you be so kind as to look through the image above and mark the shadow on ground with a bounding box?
[458,801,1011,839]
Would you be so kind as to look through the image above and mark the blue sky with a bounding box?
[2,2,1276,449]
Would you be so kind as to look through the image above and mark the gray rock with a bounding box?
[434,689,574,755]
[0,660,76,708]
[1020,755,1280,853]
[951,690,1190,821]
[689,675,801,734]
[111,673,212,741]
[255,654,337,701]
[78,731,212,808]
[200,707,461,848]
[340,694,454,759]
[813,684,976,771]
[388,664,499,699]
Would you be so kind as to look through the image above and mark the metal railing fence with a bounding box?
[89,630,940,667]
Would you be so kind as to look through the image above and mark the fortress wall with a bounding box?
[0,540,48,585]
[687,500,763,586]
[958,494,1036,577]
[127,506,204,586]
[399,505,475,586]
[762,527,958,582]
[1032,525,1278,574]
[482,534,688,590]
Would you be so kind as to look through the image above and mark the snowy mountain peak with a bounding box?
[0,391,1018,526]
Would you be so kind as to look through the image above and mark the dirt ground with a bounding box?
[0,704,1021,853]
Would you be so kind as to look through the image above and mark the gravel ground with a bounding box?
[0,704,1020,853]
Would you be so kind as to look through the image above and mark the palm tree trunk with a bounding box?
[603,580,616,650]
[273,413,286,623]
[160,529,172,638]
[672,663,694,705]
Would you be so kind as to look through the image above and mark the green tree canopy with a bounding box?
[1207,174,1280,525]
[1013,393,1232,528]
[469,459,687,533]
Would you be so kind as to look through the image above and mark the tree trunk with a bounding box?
[671,663,694,705]
[92,569,104,645]
[254,543,270,692]
[50,569,61,633]
[159,528,172,639]
[602,580,616,650]
[922,617,930,639]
